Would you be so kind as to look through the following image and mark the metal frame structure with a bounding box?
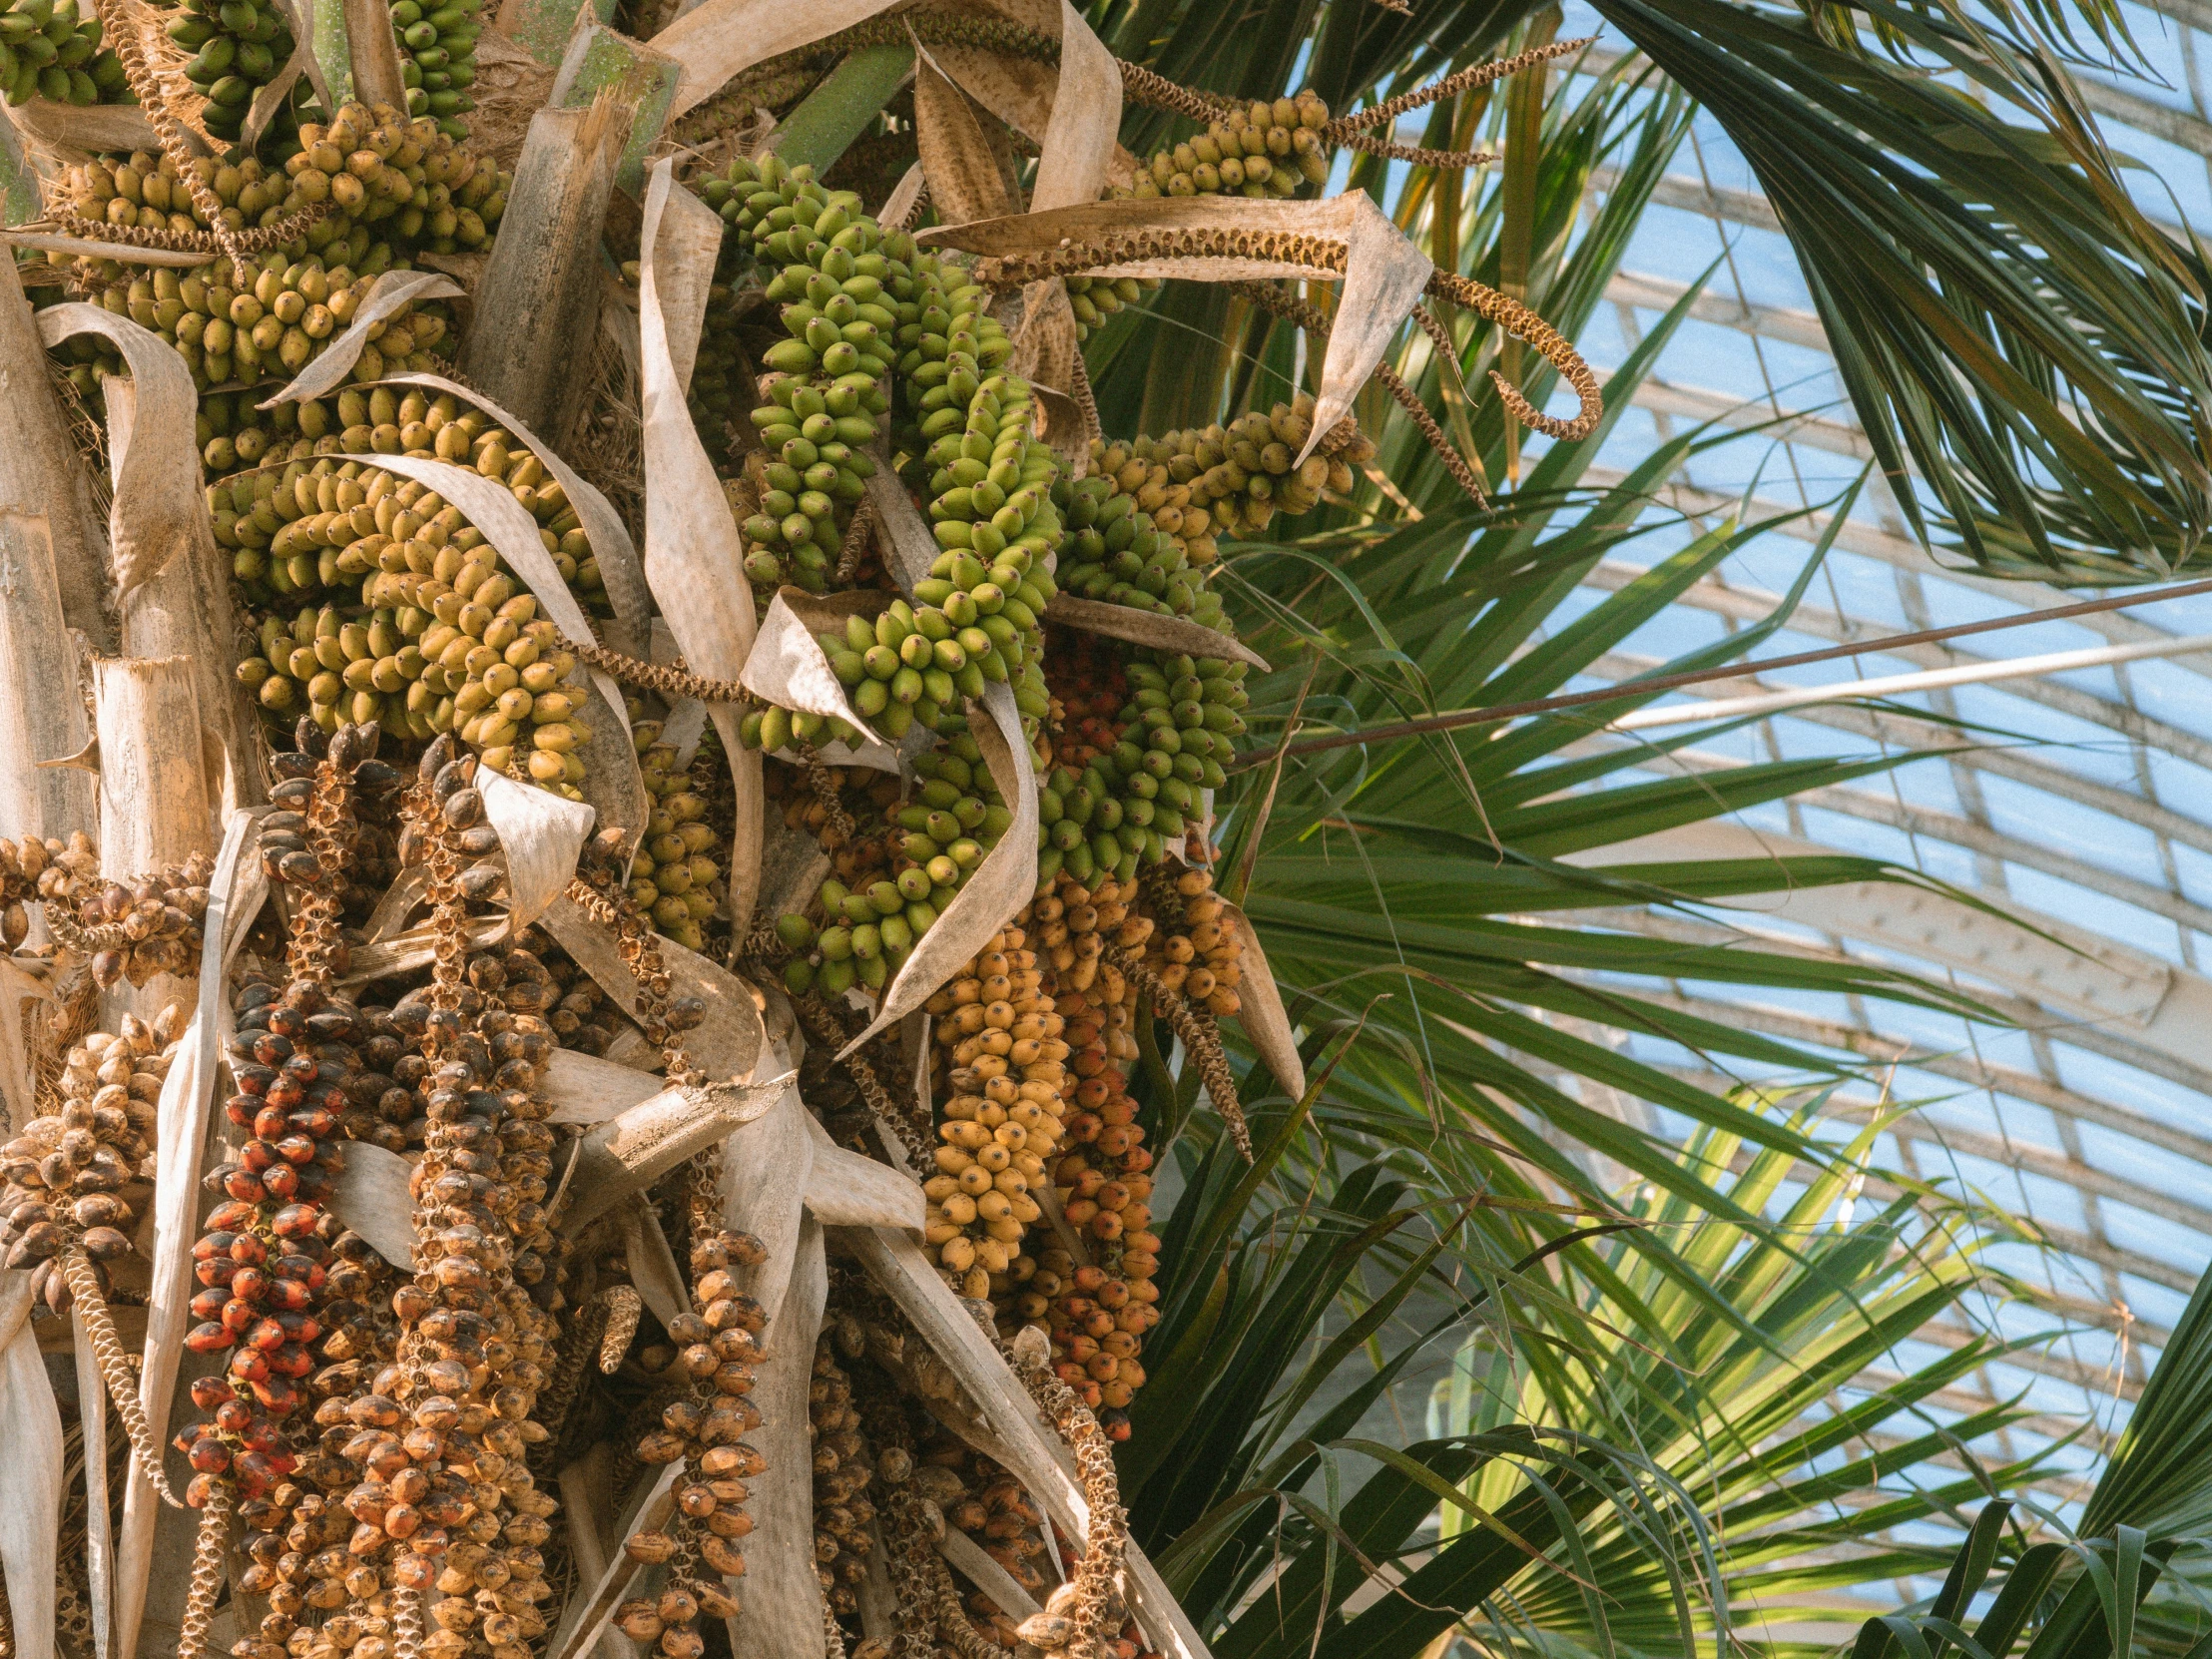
[1472,0,2212,1522]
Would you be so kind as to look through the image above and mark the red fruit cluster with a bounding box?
[180,977,355,1502]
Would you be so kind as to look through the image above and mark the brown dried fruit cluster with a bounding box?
[810,1333,878,1615]
[0,1004,175,1284]
[1037,876,1162,1432]
[286,736,565,1659]
[922,928,1067,1303]
[0,831,95,948]
[913,1431,1053,1635]
[8,838,213,986]
[619,1227,772,1658]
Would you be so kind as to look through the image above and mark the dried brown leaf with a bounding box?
[1220,899,1304,1101]
[912,50,1018,226]
[538,890,767,1083]
[739,587,899,762]
[920,192,1434,466]
[650,0,903,121]
[117,807,255,1659]
[639,160,767,924]
[33,303,206,601]
[800,1111,923,1232]
[1044,594,1269,670]
[719,1067,812,1327]
[480,765,597,928]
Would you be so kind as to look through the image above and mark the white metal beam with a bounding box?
[1607,631,2212,733]
[1586,647,2212,865]
[1563,820,2212,1060]
[1558,736,2212,939]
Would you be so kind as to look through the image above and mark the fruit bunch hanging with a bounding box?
[1,11,1599,1659]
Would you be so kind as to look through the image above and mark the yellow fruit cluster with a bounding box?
[920,928,1069,1303]
[1089,392,1366,560]
[628,740,725,951]
[1146,866,1244,1018]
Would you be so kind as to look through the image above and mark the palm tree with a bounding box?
[1037,4,2212,1653]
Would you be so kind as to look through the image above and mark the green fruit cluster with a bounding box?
[58,112,501,393]
[736,704,863,756]
[88,250,447,388]
[895,256,1061,747]
[236,581,589,791]
[276,106,506,255]
[216,391,613,797]
[1062,274,1148,342]
[0,0,126,107]
[1038,654,1246,887]
[1052,475,1225,627]
[215,388,604,611]
[196,387,301,471]
[1052,395,1370,612]
[704,155,911,593]
[628,739,724,951]
[811,601,933,745]
[167,0,293,141]
[389,0,481,137]
[777,739,1010,997]
[687,281,745,446]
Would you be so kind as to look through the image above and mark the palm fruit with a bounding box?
[705,155,909,592]
[777,739,1011,999]
[624,1227,771,1602]
[388,0,481,137]
[1130,89,1334,203]
[894,255,1063,750]
[736,703,866,756]
[807,1334,878,1616]
[167,0,294,140]
[276,103,509,257]
[0,1004,176,1280]
[42,851,215,989]
[1052,471,1223,628]
[54,108,502,389]
[222,397,610,789]
[1061,274,1149,342]
[1143,865,1244,1018]
[196,387,302,472]
[811,601,927,745]
[286,740,562,1645]
[2,830,100,925]
[0,0,128,108]
[921,927,1068,1305]
[178,725,395,1507]
[904,1424,1055,1619]
[1027,874,1161,1435]
[688,281,746,446]
[1054,396,1361,622]
[628,740,726,951]
[1038,649,1243,887]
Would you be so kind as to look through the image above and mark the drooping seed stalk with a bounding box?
[60,1249,182,1506]
[174,1479,233,1659]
